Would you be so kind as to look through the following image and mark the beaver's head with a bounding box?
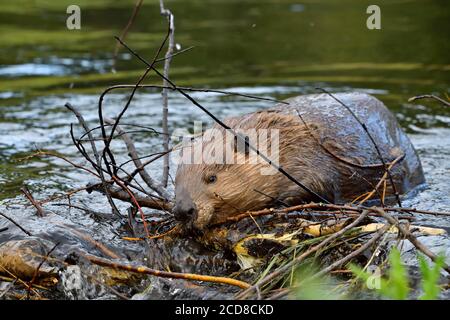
[172,112,329,232]
[174,162,279,231]
[173,126,282,232]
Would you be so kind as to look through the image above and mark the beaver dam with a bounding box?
[1,1,450,301]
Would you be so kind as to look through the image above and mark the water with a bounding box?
[0,0,449,299]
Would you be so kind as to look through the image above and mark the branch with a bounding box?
[0,211,32,236]
[112,0,144,71]
[376,208,450,275]
[65,102,121,217]
[408,94,450,107]
[236,210,371,299]
[21,186,45,217]
[88,183,172,211]
[159,0,175,188]
[104,118,173,202]
[82,253,250,289]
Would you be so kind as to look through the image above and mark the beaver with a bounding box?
[173,92,425,231]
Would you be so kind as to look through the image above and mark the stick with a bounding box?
[0,212,32,236]
[104,119,172,201]
[102,24,172,177]
[159,0,175,188]
[88,183,173,211]
[359,153,405,205]
[408,94,450,107]
[53,222,120,259]
[99,84,287,105]
[112,0,144,71]
[236,211,370,299]
[271,223,390,299]
[21,186,45,217]
[27,242,59,300]
[82,253,250,289]
[65,102,121,217]
[375,208,450,275]
[313,224,390,278]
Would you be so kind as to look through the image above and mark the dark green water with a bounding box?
[0,0,448,94]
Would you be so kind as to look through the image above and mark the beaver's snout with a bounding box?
[173,190,197,224]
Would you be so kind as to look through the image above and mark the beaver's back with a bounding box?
[225,92,425,201]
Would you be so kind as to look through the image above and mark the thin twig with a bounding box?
[99,84,288,105]
[112,0,144,71]
[408,94,450,107]
[296,109,401,169]
[104,119,172,201]
[358,153,405,205]
[160,0,175,188]
[65,102,121,217]
[20,186,45,217]
[27,242,59,300]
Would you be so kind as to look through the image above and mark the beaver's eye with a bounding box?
[207,175,217,184]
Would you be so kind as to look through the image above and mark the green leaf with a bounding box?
[384,248,409,300]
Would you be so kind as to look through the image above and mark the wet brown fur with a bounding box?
[174,93,425,230]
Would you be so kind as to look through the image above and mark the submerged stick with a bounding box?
[82,253,250,289]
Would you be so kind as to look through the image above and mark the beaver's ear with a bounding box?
[234,135,250,156]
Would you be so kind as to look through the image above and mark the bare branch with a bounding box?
[104,118,173,202]
[159,0,175,188]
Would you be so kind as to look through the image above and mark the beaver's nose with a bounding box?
[173,197,197,222]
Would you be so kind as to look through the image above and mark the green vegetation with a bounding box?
[350,247,446,300]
